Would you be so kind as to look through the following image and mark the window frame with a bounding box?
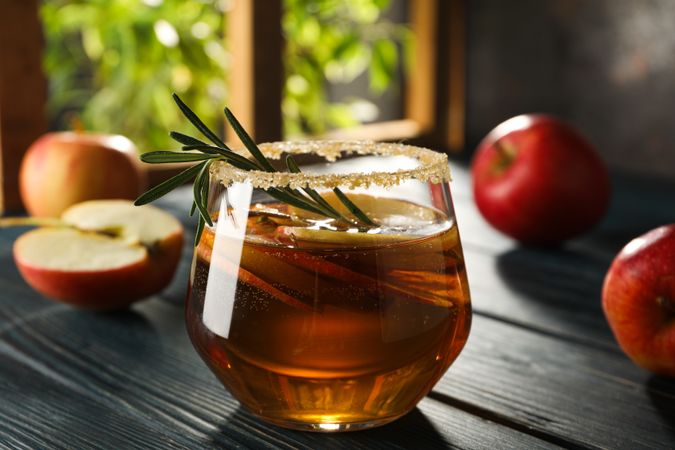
[228,0,466,150]
[0,0,48,213]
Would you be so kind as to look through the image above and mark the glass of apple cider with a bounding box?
[186,141,471,431]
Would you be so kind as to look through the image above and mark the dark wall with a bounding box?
[465,0,675,180]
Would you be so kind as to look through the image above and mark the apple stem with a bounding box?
[494,140,515,166]
[657,296,675,315]
[69,114,85,133]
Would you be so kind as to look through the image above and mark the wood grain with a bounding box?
[0,302,553,450]
[409,0,467,153]
[406,0,438,134]
[226,0,283,143]
[450,163,675,350]
[439,315,675,449]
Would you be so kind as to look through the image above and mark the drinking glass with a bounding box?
[186,141,471,431]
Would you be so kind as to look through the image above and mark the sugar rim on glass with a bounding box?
[209,140,451,190]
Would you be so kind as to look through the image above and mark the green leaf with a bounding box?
[173,93,227,148]
[373,0,392,10]
[266,188,326,216]
[170,131,207,147]
[193,160,213,227]
[224,107,276,172]
[134,162,205,206]
[194,214,205,247]
[180,144,220,154]
[327,103,360,128]
[333,187,376,226]
[331,34,360,61]
[284,154,301,173]
[369,39,398,94]
[141,151,214,163]
[286,155,343,220]
[200,167,210,212]
[181,144,260,170]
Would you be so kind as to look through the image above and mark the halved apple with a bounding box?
[13,200,183,309]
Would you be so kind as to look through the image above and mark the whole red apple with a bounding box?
[19,132,147,217]
[471,114,610,244]
[602,225,675,376]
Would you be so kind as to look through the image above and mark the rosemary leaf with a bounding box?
[173,94,228,148]
[285,155,343,220]
[182,144,259,170]
[333,187,376,226]
[266,188,327,216]
[200,167,210,220]
[284,155,303,174]
[194,214,205,247]
[285,156,372,226]
[135,162,205,206]
[193,160,214,227]
[224,107,276,172]
[180,144,220,154]
[141,151,214,163]
[189,201,197,217]
[170,131,208,147]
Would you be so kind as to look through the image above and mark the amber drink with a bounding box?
[185,141,471,431]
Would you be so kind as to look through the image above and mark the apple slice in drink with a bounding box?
[274,226,414,249]
[268,225,462,308]
[288,192,440,226]
[12,200,183,309]
[196,228,314,311]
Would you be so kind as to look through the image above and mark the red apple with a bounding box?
[13,200,183,310]
[471,114,610,245]
[602,224,675,376]
[19,132,147,217]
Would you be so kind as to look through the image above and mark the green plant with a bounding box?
[41,0,228,151]
[41,0,410,149]
[283,0,411,137]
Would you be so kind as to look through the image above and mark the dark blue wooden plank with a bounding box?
[1,296,672,449]
[441,315,675,450]
[449,163,675,350]
[0,225,64,329]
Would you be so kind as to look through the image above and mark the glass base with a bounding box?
[251,412,406,433]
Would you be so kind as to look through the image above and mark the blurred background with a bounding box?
[1,0,674,211]
[40,0,412,148]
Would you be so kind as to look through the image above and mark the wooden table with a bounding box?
[1,165,674,449]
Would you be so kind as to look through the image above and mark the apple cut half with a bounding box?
[13,200,183,309]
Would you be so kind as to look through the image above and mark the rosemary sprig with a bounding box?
[135,94,375,244]
[135,162,206,205]
[172,94,228,149]
[221,107,374,226]
[332,188,376,226]
[285,155,344,221]
[224,107,276,172]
